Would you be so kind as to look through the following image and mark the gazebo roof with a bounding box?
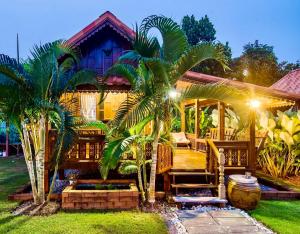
[177,71,300,108]
[270,69,300,94]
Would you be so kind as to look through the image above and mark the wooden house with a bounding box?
[45,11,300,202]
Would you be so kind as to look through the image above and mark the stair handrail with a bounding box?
[206,140,226,200]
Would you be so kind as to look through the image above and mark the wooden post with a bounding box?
[180,102,185,132]
[163,172,171,194]
[218,148,226,199]
[249,109,256,175]
[195,99,200,138]
[218,102,225,140]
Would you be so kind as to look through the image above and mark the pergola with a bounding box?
[174,71,300,174]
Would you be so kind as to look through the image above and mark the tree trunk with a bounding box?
[21,124,39,204]
[35,115,46,204]
[148,134,160,203]
[47,132,65,202]
[137,164,145,202]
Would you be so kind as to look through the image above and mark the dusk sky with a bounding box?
[1,0,299,62]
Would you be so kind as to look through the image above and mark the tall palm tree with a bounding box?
[0,41,97,204]
[105,16,248,203]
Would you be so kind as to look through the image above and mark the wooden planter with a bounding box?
[62,179,139,210]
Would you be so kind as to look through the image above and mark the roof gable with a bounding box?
[270,69,300,94]
[67,11,135,46]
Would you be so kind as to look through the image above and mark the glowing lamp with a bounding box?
[243,69,249,76]
[249,99,261,108]
[168,89,179,99]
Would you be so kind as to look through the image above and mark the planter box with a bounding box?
[62,179,139,210]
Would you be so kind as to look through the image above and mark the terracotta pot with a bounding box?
[228,174,261,210]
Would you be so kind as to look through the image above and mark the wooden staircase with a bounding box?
[169,169,227,207]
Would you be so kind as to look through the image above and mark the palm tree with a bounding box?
[105,16,248,203]
[0,41,97,205]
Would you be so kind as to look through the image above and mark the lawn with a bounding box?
[249,200,300,234]
[0,156,167,234]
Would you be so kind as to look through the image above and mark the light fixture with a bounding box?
[249,99,261,108]
[168,89,179,99]
[243,69,249,77]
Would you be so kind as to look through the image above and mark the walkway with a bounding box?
[176,209,273,234]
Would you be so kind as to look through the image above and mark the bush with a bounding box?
[258,110,300,178]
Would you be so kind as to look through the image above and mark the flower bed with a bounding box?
[62,179,139,210]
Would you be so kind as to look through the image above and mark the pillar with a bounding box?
[248,109,256,175]
[180,102,185,132]
[195,99,200,138]
[218,102,225,140]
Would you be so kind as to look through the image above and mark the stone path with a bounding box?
[176,209,273,234]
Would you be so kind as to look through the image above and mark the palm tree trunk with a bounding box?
[47,132,65,202]
[137,164,145,202]
[35,115,46,204]
[21,124,39,204]
[148,126,160,203]
[142,152,148,197]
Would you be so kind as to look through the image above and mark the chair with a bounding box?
[171,132,191,148]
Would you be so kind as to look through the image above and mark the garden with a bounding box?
[0,13,299,234]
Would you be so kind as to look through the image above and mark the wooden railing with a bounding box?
[206,140,226,199]
[156,144,173,174]
[47,129,105,165]
[213,140,249,168]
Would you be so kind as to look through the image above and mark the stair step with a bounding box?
[169,171,214,176]
[170,169,206,172]
[172,196,227,204]
[171,183,217,189]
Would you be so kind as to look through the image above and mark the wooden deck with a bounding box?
[173,149,206,170]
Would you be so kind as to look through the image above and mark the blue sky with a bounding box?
[1,0,299,62]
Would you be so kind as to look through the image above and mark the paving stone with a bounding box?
[222,225,260,233]
[186,225,225,234]
[177,210,212,219]
[214,217,254,226]
[182,217,218,226]
[208,210,245,218]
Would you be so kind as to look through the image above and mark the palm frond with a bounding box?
[140,15,188,62]
[171,43,229,81]
[105,63,138,86]
[133,27,160,58]
[100,135,139,179]
[112,94,156,129]
[118,160,138,175]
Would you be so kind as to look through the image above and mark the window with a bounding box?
[80,93,97,121]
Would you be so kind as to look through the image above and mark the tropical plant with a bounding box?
[104,15,248,203]
[0,41,97,205]
[258,110,300,178]
[185,106,195,133]
[118,135,153,202]
[200,107,214,138]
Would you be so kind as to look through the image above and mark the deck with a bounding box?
[173,149,206,170]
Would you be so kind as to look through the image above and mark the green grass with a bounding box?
[0,157,167,234]
[249,200,300,234]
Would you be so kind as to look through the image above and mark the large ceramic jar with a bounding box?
[228,174,261,210]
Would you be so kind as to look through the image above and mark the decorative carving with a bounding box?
[218,148,226,199]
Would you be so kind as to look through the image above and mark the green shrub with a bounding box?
[258,110,300,178]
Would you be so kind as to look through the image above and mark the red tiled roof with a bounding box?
[270,69,300,94]
[67,11,135,46]
[105,76,130,86]
[180,71,300,102]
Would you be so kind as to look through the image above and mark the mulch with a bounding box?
[12,201,60,216]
